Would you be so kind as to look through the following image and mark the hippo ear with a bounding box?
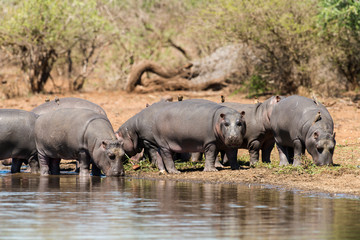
[102,140,109,149]
[313,112,321,125]
[115,131,122,140]
[240,111,245,117]
[313,132,319,140]
[220,113,225,119]
[275,96,281,103]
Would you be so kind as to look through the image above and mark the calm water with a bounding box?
[0,171,359,240]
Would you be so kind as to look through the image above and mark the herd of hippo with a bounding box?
[0,94,336,176]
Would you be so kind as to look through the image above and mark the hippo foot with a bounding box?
[159,170,167,175]
[292,160,302,167]
[230,164,240,170]
[214,161,224,168]
[203,166,218,172]
[167,169,181,174]
[79,170,90,177]
[279,161,289,166]
[250,160,259,166]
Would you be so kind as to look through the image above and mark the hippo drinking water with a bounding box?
[34,108,124,176]
[270,95,336,166]
[0,109,39,173]
[9,97,108,173]
[116,99,246,173]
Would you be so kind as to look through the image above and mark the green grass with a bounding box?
[123,150,360,176]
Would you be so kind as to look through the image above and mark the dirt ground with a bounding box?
[1,88,360,196]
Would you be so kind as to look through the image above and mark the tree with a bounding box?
[199,0,319,93]
[318,0,360,90]
[0,0,112,93]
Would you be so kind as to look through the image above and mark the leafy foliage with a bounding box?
[195,0,319,93]
[318,0,360,90]
[0,0,112,92]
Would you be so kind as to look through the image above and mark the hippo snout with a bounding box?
[313,150,333,166]
[225,135,243,147]
[106,169,125,177]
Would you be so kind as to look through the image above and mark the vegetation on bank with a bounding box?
[123,145,360,177]
[1,0,360,97]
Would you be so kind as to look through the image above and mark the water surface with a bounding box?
[0,172,359,239]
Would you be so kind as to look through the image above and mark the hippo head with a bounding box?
[306,130,336,166]
[93,139,125,176]
[116,127,140,156]
[217,110,246,148]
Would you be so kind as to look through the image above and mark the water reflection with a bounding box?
[0,173,359,239]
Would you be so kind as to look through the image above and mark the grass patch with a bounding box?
[123,151,360,177]
[124,157,158,173]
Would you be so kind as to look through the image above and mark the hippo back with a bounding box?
[271,95,334,145]
[0,109,38,159]
[31,97,107,116]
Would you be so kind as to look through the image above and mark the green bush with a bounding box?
[318,0,360,90]
[0,0,112,92]
[195,0,319,94]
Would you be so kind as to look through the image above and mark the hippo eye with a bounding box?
[317,147,324,153]
[236,120,242,126]
[224,122,230,127]
[108,153,116,160]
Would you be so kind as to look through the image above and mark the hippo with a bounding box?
[10,97,108,173]
[199,95,283,167]
[116,99,246,173]
[0,109,39,173]
[31,97,107,116]
[34,108,124,176]
[270,95,336,166]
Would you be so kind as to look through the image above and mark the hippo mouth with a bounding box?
[224,138,243,148]
[105,169,125,177]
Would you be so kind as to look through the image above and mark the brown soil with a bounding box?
[1,89,360,196]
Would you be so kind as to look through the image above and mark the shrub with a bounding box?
[0,0,112,93]
[317,0,360,90]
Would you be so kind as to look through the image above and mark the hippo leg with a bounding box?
[159,148,180,174]
[91,163,102,176]
[225,148,239,170]
[11,158,23,173]
[249,140,261,166]
[215,153,224,168]
[49,158,61,175]
[28,156,40,174]
[292,139,305,167]
[148,148,166,173]
[276,145,290,166]
[191,152,203,162]
[38,154,51,176]
[261,139,275,163]
[203,145,219,172]
[78,151,91,176]
[220,151,227,165]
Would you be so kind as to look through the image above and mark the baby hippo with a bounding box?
[116,99,246,173]
[34,108,124,176]
[270,95,336,166]
[0,109,39,173]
